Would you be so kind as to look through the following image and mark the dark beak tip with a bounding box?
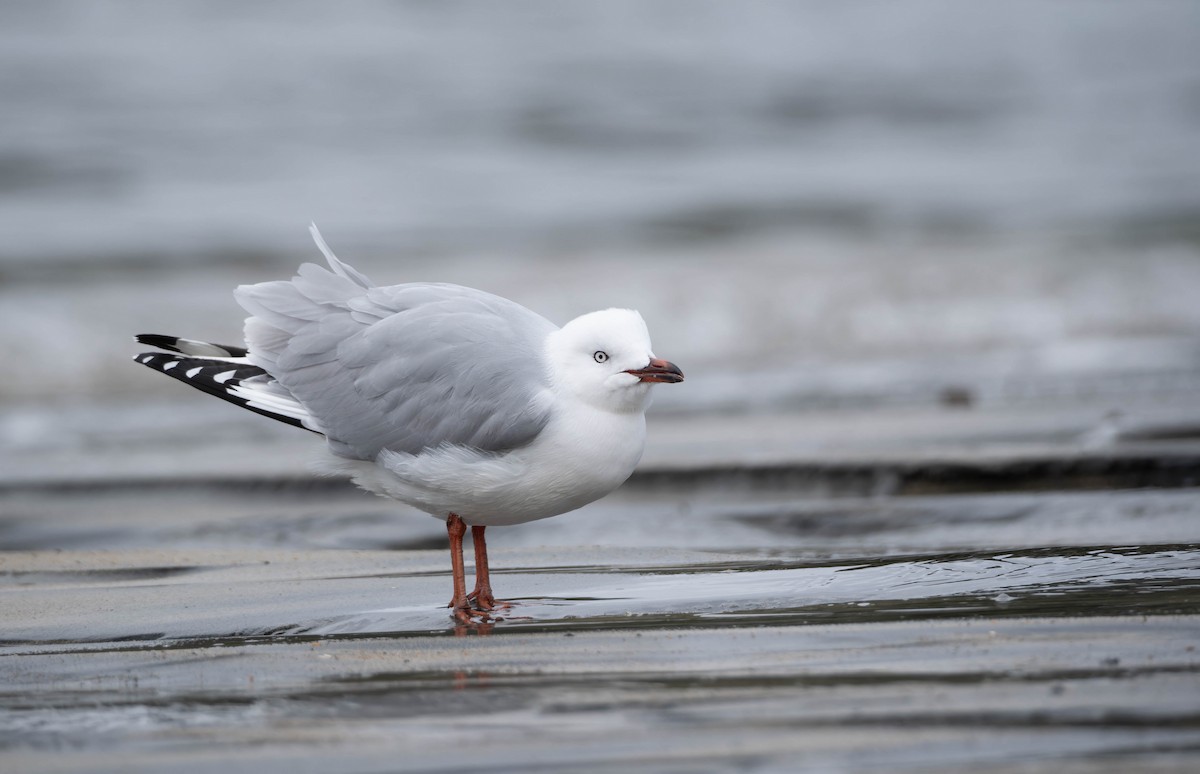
[627,358,685,384]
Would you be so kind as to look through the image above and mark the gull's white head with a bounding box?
[545,308,684,413]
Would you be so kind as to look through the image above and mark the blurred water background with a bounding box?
[5,6,1200,771]
[2,0,1199,448]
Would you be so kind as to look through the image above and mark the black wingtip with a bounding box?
[132,352,167,367]
[129,351,317,434]
[135,333,177,349]
[133,334,250,358]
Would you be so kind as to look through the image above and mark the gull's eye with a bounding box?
[593,350,609,363]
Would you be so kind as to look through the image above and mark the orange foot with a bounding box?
[468,585,513,612]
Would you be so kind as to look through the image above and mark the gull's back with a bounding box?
[234,256,558,462]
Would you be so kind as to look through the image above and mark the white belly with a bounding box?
[323,403,647,527]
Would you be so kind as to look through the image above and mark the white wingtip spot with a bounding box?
[213,369,237,384]
[185,367,203,378]
[162,360,179,371]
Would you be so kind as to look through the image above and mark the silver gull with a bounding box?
[134,225,683,620]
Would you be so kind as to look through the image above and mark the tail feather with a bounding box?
[134,336,322,434]
[135,334,248,358]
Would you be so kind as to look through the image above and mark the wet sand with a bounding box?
[4,611,1197,773]
[3,400,1200,772]
[3,541,1199,773]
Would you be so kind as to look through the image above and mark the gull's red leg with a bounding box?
[467,525,510,611]
[445,514,473,619]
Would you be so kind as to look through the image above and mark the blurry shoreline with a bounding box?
[3,228,1200,409]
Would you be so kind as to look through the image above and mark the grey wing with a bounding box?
[234,262,558,461]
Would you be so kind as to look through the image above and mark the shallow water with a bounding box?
[4,614,1197,773]
[3,465,1199,772]
[273,544,1200,638]
[3,542,1197,646]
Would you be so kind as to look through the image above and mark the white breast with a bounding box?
[324,397,647,527]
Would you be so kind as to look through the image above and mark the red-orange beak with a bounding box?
[625,357,684,384]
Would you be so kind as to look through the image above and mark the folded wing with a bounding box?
[234,239,557,461]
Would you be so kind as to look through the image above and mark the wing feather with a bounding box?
[234,251,557,461]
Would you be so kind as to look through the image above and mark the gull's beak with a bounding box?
[625,357,685,384]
